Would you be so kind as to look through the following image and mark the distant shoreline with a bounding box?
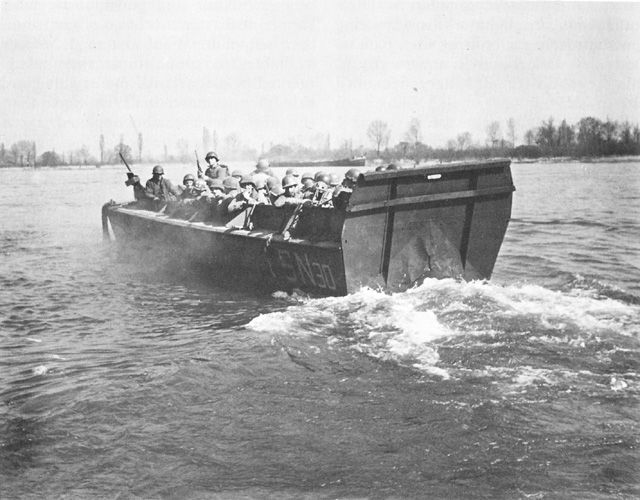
[1,155,639,170]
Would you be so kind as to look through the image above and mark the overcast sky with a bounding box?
[1,0,639,157]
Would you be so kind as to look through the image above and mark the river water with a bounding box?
[0,161,638,499]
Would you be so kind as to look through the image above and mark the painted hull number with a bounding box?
[272,249,338,290]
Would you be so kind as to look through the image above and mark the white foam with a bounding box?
[247,279,640,377]
[32,365,48,376]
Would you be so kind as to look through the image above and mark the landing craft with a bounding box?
[102,159,514,296]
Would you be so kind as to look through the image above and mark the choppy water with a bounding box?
[1,161,639,499]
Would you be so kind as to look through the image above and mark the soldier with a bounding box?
[222,176,241,197]
[251,158,271,184]
[282,174,304,202]
[125,172,149,202]
[312,173,333,207]
[203,151,229,180]
[180,174,199,200]
[285,168,301,186]
[227,176,260,214]
[333,168,360,210]
[254,178,271,205]
[145,165,181,203]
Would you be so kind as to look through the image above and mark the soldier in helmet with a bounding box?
[203,151,229,180]
[282,175,300,199]
[145,165,181,205]
[180,173,199,200]
[333,168,360,210]
[227,176,259,214]
[251,158,271,184]
[312,173,333,207]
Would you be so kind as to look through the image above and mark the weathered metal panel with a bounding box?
[342,159,514,292]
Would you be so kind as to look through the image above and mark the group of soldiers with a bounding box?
[124,151,361,219]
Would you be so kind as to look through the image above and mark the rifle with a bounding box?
[119,152,133,174]
[195,150,203,179]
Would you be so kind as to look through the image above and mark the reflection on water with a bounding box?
[0,162,639,498]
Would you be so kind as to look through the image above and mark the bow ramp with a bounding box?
[342,159,514,292]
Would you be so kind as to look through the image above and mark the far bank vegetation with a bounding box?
[1,116,639,167]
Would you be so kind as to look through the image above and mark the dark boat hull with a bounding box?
[104,159,514,296]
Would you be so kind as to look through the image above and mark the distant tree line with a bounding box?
[2,115,639,168]
[362,116,640,162]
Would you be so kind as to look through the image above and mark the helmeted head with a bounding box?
[270,184,284,196]
[194,179,209,192]
[314,171,329,182]
[315,174,331,191]
[255,158,270,172]
[223,176,240,193]
[301,178,315,190]
[240,175,256,189]
[344,168,361,182]
[329,173,340,187]
[285,168,300,178]
[208,178,225,194]
[231,170,243,179]
[282,175,298,189]
[152,165,164,176]
[266,176,279,191]
[183,173,195,185]
[254,178,267,192]
[205,151,219,163]
[301,172,314,182]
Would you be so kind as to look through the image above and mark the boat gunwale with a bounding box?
[107,205,341,249]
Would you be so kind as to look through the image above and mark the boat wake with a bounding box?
[247,278,640,385]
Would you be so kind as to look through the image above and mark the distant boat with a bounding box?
[270,157,366,168]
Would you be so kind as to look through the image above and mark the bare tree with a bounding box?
[367,120,390,155]
[99,134,105,164]
[405,118,421,145]
[524,129,536,146]
[486,121,501,146]
[137,133,143,162]
[506,118,516,146]
[202,127,211,152]
[456,132,472,150]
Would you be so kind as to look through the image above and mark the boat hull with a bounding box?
[104,159,514,296]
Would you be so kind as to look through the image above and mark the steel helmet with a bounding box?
[345,168,361,182]
[285,168,300,177]
[270,184,284,196]
[194,179,209,191]
[205,151,218,161]
[240,175,256,187]
[231,170,243,179]
[301,172,314,181]
[314,170,328,181]
[302,178,315,189]
[282,175,297,189]
[329,173,340,186]
[208,179,224,192]
[266,176,279,190]
[256,158,270,172]
[223,176,240,191]
[318,173,331,186]
[254,178,266,191]
[152,165,164,175]
[183,173,195,183]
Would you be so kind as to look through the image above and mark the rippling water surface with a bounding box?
[1,162,638,499]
